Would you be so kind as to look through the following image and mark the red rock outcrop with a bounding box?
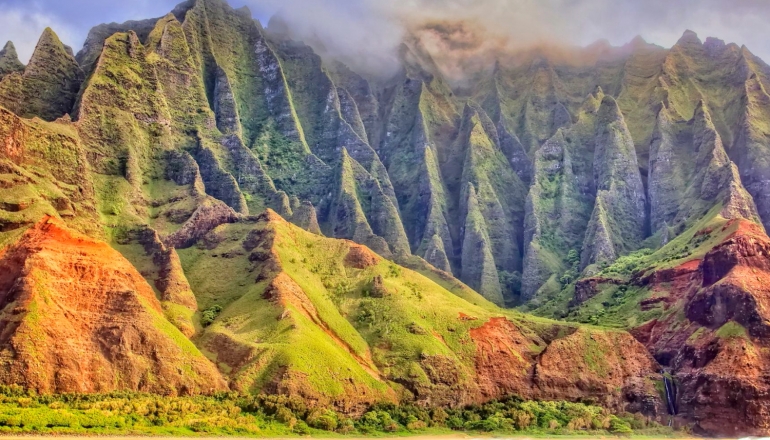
[635,219,770,436]
[0,216,226,394]
[468,317,663,416]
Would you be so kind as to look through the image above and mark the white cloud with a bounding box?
[2,0,770,75]
[242,0,770,78]
[0,5,78,63]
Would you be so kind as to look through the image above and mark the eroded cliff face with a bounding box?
[522,91,647,300]
[622,219,770,436]
[0,216,227,395]
[469,318,661,415]
[4,3,770,307]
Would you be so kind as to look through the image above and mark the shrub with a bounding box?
[446,416,464,430]
[609,415,633,435]
[510,409,532,430]
[307,409,338,431]
[201,305,222,327]
[292,420,310,435]
[0,390,665,436]
[430,407,448,426]
[274,407,294,424]
[406,415,426,431]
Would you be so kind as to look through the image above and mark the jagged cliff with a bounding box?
[5,4,768,308]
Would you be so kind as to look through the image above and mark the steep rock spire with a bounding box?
[649,100,762,235]
[0,41,24,77]
[0,28,84,120]
[460,183,505,306]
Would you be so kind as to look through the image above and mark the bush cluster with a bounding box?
[602,248,654,276]
[246,394,665,436]
[0,387,668,437]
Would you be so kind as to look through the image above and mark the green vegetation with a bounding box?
[716,322,748,340]
[201,305,223,327]
[601,249,655,277]
[559,250,582,287]
[531,206,740,328]
[0,388,672,437]
[3,7,770,437]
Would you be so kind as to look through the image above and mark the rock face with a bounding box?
[656,31,770,234]
[0,105,97,239]
[626,219,770,436]
[0,29,84,121]
[649,102,761,234]
[469,318,661,415]
[523,90,646,299]
[581,96,647,269]
[0,216,226,394]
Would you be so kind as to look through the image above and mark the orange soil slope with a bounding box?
[0,216,226,394]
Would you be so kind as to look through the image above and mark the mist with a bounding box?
[244,0,770,80]
[2,0,770,81]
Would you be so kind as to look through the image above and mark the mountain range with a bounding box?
[1,0,770,436]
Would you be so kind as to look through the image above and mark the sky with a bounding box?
[2,0,770,73]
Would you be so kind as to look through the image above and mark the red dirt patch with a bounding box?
[458,312,477,321]
[344,244,381,269]
[469,317,535,400]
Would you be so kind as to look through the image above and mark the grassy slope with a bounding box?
[177,211,592,406]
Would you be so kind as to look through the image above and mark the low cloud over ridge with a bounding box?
[2,0,770,77]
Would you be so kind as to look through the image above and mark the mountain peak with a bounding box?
[704,37,726,48]
[630,35,647,46]
[693,99,714,125]
[0,40,24,75]
[1,41,17,57]
[39,27,62,46]
[598,95,624,123]
[29,27,78,67]
[677,29,703,46]
[580,86,605,113]
[2,26,84,120]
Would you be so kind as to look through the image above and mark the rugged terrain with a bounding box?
[0,0,769,435]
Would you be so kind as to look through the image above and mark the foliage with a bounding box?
[201,304,223,327]
[716,321,749,340]
[559,249,582,287]
[499,270,522,299]
[601,248,655,277]
[0,388,669,436]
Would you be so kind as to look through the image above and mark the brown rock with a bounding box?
[633,219,770,436]
[163,198,239,249]
[467,317,663,416]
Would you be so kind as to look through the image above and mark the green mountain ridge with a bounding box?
[0,0,765,326]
